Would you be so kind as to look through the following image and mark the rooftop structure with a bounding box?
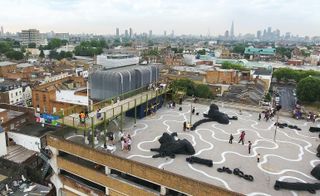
[97,54,140,69]
[89,64,161,101]
[244,47,276,56]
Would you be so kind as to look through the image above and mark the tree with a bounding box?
[221,61,248,71]
[39,49,45,58]
[276,47,293,59]
[232,44,246,54]
[296,77,320,102]
[49,50,59,59]
[5,51,24,60]
[197,49,206,55]
[194,84,212,98]
[171,79,195,96]
[28,42,36,48]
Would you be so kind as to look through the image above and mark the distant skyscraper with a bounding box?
[267,27,272,34]
[116,28,119,37]
[164,30,167,37]
[224,30,229,38]
[125,29,129,38]
[149,30,152,38]
[171,30,174,37]
[257,30,261,39]
[129,28,133,38]
[275,29,280,38]
[0,26,3,36]
[230,21,234,38]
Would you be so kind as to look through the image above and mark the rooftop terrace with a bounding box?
[51,101,320,195]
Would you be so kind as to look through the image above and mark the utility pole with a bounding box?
[273,105,282,141]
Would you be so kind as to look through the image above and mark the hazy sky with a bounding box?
[1,0,319,36]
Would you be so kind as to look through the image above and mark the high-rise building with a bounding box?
[164,30,167,37]
[129,28,133,38]
[0,26,3,36]
[20,29,42,46]
[257,30,262,39]
[125,29,129,38]
[224,30,229,38]
[171,30,174,37]
[149,30,152,38]
[275,29,280,38]
[116,28,119,37]
[230,21,234,38]
[267,27,272,35]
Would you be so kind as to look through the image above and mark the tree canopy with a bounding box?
[171,79,213,99]
[5,50,24,60]
[232,44,246,54]
[273,68,320,82]
[43,38,68,50]
[74,39,107,57]
[296,77,320,102]
[221,61,248,71]
[276,47,293,59]
[0,40,24,60]
[49,50,73,60]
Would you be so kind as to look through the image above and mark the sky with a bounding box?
[0,0,319,37]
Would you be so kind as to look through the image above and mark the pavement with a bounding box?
[111,102,320,196]
[274,85,296,111]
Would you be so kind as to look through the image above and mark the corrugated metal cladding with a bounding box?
[89,64,161,100]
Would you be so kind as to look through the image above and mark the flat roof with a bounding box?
[58,102,320,195]
[12,122,58,137]
[0,61,16,67]
[17,63,33,68]
[56,90,88,106]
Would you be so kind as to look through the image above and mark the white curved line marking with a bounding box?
[158,159,174,169]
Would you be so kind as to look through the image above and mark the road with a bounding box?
[274,85,296,111]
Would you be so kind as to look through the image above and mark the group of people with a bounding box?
[120,134,132,151]
[307,112,318,123]
[229,131,260,162]
[259,108,276,122]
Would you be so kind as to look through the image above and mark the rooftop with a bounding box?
[53,102,320,195]
[17,63,33,68]
[56,90,88,106]
[12,122,58,137]
[244,47,276,55]
[0,61,16,67]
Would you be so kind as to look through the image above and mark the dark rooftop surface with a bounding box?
[11,122,63,137]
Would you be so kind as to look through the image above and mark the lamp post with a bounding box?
[273,105,282,141]
[189,103,193,127]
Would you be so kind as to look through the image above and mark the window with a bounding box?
[16,92,18,96]
[35,93,39,101]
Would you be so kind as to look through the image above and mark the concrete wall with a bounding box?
[8,132,40,152]
[0,132,7,156]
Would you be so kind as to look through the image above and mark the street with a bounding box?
[274,85,296,111]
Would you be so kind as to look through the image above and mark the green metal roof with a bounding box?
[244,47,276,55]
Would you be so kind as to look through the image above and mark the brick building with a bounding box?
[0,61,17,77]
[32,76,86,114]
[205,69,240,84]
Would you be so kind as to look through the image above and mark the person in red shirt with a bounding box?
[238,131,245,145]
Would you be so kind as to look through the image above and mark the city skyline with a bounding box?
[0,0,319,37]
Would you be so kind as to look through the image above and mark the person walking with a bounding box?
[183,121,187,132]
[258,113,261,121]
[229,134,234,144]
[127,134,132,151]
[248,141,252,154]
[257,153,261,163]
[238,131,245,145]
[192,107,195,115]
